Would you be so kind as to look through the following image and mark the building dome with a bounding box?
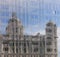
[46,20,56,26]
[8,12,21,24]
[6,12,23,36]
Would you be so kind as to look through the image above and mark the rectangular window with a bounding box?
[16,48,18,53]
[3,47,8,51]
[46,29,52,32]
[47,48,52,52]
[16,27,18,33]
[47,37,52,39]
[32,42,38,45]
[48,55,51,57]
[24,48,26,53]
[46,42,52,45]
[34,48,38,52]
[54,49,57,52]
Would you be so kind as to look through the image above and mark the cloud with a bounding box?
[24,24,45,35]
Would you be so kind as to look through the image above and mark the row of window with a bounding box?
[46,28,56,35]
[47,48,57,52]
[3,47,39,53]
[0,55,44,57]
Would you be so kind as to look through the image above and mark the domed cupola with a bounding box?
[8,12,21,24]
[46,20,55,26]
[6,12,23,39]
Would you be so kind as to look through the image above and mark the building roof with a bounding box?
[46,20,56,26]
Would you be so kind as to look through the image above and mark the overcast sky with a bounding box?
[0,0,60,57]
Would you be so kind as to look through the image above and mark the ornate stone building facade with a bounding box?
[0,13,57,57]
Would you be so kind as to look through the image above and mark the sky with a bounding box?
[0,0,60,57]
